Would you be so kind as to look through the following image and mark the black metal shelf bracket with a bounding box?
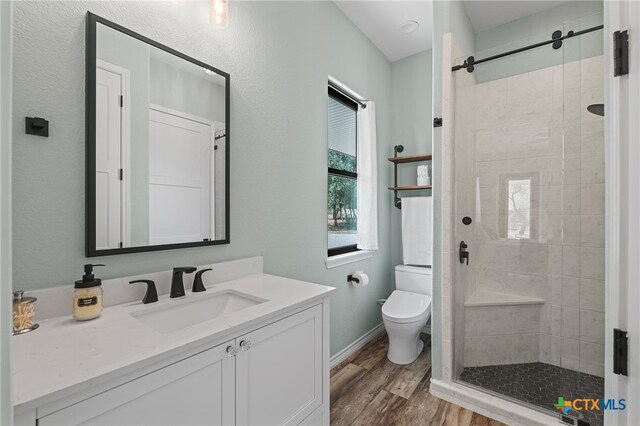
[393,145,404,209]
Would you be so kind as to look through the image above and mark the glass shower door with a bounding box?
[451,13,605,426]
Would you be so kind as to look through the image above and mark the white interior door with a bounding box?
[95,66,123,250]
[148,106,212,245]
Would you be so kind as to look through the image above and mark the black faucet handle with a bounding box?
[173,266,197,274]
[459,241,470,265]
[193,268,213,293]
[130,279,159,304]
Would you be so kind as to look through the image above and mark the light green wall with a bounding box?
[391,50,433,156]
[390,49,433,268]
[149,58,226,124]
[12,1,394,356]
[473,1,603,83]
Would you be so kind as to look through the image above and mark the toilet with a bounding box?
[382,265,432,365]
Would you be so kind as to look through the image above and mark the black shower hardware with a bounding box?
[462,216,472,225]
[459,241,469,265]
[452,25,603,73]
[129,280,158,304]
[192,268,212,293]
[587,104,605,117]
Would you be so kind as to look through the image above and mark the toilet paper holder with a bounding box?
[347,274,360,284]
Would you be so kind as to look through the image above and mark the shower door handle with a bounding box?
[459,241,469,265]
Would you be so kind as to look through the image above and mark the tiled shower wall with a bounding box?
[453,56,605,377]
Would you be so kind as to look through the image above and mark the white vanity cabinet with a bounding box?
[26,303,327,426]
[38,341,236,426]
[236,304,322,425]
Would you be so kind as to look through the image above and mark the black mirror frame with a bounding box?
[86,12,230,257]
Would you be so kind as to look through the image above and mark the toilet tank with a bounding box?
[395,265,432,296]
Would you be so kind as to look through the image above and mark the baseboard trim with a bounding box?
[330,323,385,369]
[430,379,562,426]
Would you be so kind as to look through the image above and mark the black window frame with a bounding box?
[327,85,360,257]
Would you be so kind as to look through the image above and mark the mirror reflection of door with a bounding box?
[148,106,214,245]
[91,17,228,254]
[95,60,129,250]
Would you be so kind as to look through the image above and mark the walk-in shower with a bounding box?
[449,12,605,426]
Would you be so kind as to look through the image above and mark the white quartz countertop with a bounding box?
[12,273,335,412]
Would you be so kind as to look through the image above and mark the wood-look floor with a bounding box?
[330,332,507,426]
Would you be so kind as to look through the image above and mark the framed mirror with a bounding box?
[86,12,230,257]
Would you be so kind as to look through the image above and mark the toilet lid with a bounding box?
[382,290,432,324]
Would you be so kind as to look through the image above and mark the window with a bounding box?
[506,179,531,239]
[327,86,359,256]
[498,172,540,241]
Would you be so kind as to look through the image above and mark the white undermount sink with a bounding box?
[130,290,268,334]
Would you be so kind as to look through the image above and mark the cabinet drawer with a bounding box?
[39,341,235,426]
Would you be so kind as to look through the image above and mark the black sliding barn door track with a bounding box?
[452,25,604,73]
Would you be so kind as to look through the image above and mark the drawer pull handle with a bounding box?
[239,340,252,351]
[226,345,238,357]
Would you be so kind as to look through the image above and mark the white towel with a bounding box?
[401,197,432,266]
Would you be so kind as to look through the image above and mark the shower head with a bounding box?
[587,104,604,117]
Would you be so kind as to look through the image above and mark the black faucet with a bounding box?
[193,268,212,293]
[170,267,196,298]
[130,279,159,304]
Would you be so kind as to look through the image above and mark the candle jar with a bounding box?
[72,285,103,321]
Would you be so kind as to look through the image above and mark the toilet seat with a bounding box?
[382,290,432,324]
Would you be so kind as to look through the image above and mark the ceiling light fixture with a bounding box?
[399,20,419,34]
[210,0,229,28]
[203,68,218,77]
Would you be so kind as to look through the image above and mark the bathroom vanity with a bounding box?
[12,258,334,426]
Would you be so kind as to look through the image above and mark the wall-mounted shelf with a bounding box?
[389,145,432,209]
[388,185,433,191]
[387,154,432,164]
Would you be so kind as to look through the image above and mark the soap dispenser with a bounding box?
[73,264,105,321]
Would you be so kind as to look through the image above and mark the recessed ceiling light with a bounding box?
[400,20,419,34]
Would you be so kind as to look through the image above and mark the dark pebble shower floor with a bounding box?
[460,362,604,426]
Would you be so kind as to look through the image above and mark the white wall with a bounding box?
[12,1,394,357]
[0,1,12,423]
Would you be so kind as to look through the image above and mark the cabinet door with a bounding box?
[236,305,323,425]
[39,341,235,426]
